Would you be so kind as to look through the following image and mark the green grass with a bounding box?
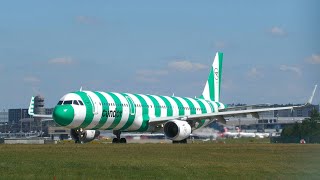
[0,143,319,180]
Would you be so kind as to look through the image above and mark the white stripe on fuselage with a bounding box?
[113,92,130,130]
[151,95,167,117]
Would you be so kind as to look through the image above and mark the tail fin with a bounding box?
[306,84,317,105]
[28,96,35,116]
[200,52,223,102]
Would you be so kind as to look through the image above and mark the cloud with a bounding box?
[76,16,99,25]
[269,26,286,36]
[168,60,207,71]
[48,57,74,65]
[222,79,235,90]
[135,69,168,83]
[135,76,160,83]
[247,67,263,79]
[279,65,302,76]
[23,76,40,83]
[136,70,168,76]
[214,41,226,49]
[306,54,320,64]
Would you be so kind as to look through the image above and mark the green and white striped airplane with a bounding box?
[28,52,316,143]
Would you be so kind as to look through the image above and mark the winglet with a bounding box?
[28,96,35,116]
[306,85,317,105]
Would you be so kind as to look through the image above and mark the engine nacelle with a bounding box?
[164,120,191,141]
[71,129,100,143]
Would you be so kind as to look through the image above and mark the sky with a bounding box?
[0,1,319,109]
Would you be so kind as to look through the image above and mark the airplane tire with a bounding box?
[172,139,187,144]
[112,138,120,143]
[120,138,127,143]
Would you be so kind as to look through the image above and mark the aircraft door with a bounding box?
[125,96,135,115]
[87,94,98,115]
[206,100,215,113]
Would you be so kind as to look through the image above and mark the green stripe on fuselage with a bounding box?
[74,91,94,129]
[195,99,208,128]
[106,92,123,130]
[171,96,184,115]
[182,97,196,115]
[147,95,161,117]
[119,93,136,131]
[207,100,215,113]
[92,92,109,130]
[158,96,173,116]
[195,99,207,114]
[133,94,149,132]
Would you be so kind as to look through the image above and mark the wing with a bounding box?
[149,105,301,126]
[149,84,317,126]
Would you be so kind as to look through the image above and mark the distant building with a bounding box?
[45,108,54,115]
[8,109,30,125]
[0,110,8,123]
[222,104,320,131]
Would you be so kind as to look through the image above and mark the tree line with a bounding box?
[281,109,320,138]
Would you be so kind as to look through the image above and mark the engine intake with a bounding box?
[164,120,191,141]
[71,129,100,143]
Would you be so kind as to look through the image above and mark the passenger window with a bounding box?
[57,101,63,105]
[73,100,79,105]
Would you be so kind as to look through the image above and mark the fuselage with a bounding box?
[52,91,226,132]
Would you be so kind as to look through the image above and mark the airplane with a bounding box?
[220,127,240,138]
[28,52,317,144]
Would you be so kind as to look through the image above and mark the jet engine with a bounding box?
[71,129,100,143]
[164,120,191,141]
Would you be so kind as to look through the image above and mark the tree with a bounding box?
[281,109,320,138]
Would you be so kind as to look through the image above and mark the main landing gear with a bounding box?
[112,130,127,143]
[172,139,188,144]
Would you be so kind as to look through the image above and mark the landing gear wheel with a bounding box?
[71,128,84,144]
[120,138,127,143]
[112,130,126,144]
[112,138,119,143]
[172,139,188,144]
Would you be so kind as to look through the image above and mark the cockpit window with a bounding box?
[73,100,79,105]
[63,100,72,105]
[78,100,84,105]
[57,101,63,105]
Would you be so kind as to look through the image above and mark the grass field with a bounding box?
[0,142,319,180]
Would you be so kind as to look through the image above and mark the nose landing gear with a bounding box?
[71,128,84,144]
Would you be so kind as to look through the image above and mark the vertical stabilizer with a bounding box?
[200,52,223,102]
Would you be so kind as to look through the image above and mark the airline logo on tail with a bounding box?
[200,52,223,102]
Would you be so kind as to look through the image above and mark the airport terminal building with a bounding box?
[222,104,319,132]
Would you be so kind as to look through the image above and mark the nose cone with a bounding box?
[53,105,75,126]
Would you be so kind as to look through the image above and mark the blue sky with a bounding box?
[0,1,319,108]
